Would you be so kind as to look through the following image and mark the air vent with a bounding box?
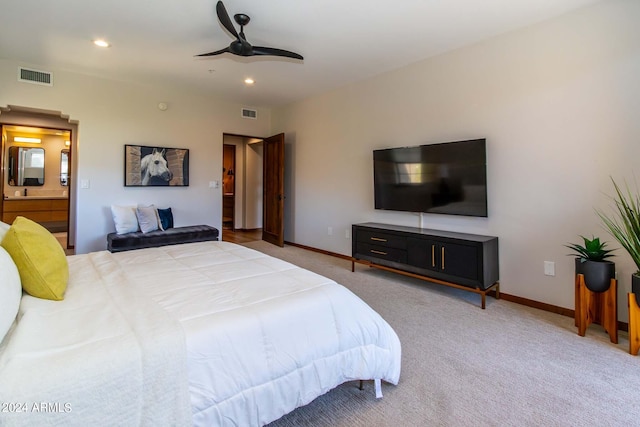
[18,67,53,86]
[241,108,257,119]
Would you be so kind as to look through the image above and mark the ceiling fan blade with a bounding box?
[252,46,304,60]
[216,1,239,39]
[196,47,230,57]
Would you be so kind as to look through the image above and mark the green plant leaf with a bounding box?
[596,177,640,275]
[565,235,615,262]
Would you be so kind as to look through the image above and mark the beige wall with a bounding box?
[272,0,640,316]
[0,60,272,253]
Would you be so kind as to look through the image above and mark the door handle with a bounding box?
[370,237,387,242]
[441,247,445,270]
[431,245,435,267]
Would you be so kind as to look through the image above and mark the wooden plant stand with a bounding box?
[628,293,640,355]
[575,274,618,344]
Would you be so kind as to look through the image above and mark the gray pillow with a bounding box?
[136,205,160,233]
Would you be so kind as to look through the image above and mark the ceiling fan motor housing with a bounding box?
[230,40,253,56]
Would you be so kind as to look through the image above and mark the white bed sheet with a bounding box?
[0,245,191,427]
[0,241,401,426]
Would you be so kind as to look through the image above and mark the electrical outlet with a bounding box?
[328,227,333,236]
[544,261,555,276]
[345,229,350,239]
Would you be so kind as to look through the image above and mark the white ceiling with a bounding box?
[0,0,602,108]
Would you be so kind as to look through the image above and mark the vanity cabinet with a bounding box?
[2,198,68,225]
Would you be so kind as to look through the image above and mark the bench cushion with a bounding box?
[107,225,219,253]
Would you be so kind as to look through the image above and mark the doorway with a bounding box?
[221,132,285,247]
[221,134,264,234]
[222,144,235,230]
[0,106,78,251]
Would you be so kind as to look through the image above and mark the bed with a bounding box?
[0,235,401,426]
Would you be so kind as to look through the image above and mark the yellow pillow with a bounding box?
[1,216,68,300]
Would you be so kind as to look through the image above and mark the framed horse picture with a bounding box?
[124,144,189,187]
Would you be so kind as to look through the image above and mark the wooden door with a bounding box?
[262,133,285,246]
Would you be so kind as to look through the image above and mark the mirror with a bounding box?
[7,146,45,186]
[60,149,69,186]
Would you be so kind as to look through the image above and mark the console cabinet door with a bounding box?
[407,238,479,281]
[438,241,479,281]
[407,238,439,271]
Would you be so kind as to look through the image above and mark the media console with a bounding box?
[352,222,499,309]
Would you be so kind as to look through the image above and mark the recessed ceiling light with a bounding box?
[244,78,254,85]
[93,39,111,48]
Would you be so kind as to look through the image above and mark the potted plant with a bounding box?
[597,177,640,294]
[565,235,615,292]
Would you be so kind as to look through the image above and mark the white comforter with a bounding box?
[0,241,401,426]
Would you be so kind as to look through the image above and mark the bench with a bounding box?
[107,225,219,253]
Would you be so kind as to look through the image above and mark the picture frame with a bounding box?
[124,144,189,187]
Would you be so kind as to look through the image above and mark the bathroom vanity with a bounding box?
[2,197,69,231]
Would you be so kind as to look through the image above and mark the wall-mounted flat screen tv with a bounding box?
[373,139,487,217]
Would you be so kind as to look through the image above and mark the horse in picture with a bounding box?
[141,148,173,185]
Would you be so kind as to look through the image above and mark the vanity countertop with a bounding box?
[4,196,68,200]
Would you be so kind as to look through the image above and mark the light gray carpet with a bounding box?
[240,241,640,427]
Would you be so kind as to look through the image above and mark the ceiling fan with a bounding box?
[197,1,304,60]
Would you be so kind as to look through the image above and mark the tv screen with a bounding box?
[373,139,487,217]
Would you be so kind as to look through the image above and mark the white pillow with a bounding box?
[0,246,21,343]
[111,205,139,234]
[0,220,10,242]
[136,205,160,233]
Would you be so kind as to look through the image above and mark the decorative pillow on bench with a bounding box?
[136,205,160,233]
[157,208,173,230]
[111,204,174,235]
[111,205,139,234]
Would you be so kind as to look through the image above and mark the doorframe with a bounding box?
[0,106,78,249]
[222,133,263,234]
[221,132,285,246]
[222,143,236,230]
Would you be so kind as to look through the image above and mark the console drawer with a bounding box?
[357,229,407,250]
[356,242,407,264]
